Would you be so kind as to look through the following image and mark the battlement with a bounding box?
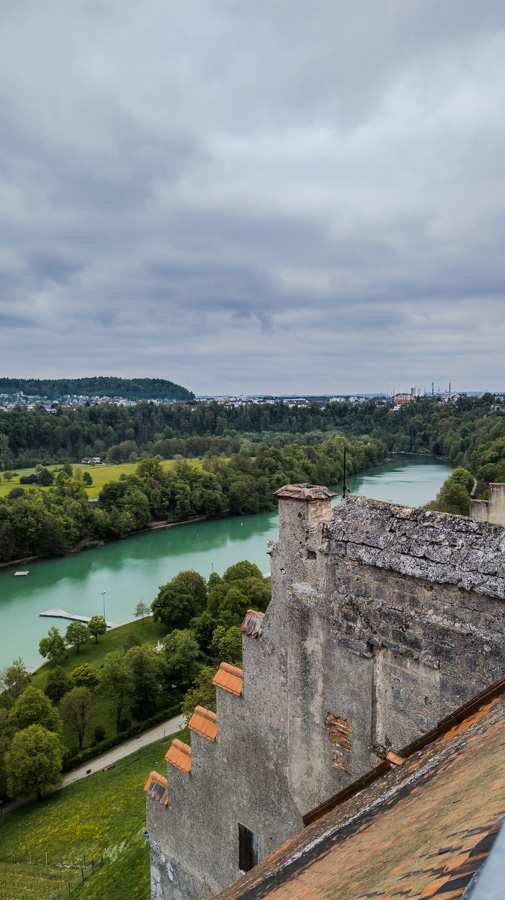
[147,487,505,900]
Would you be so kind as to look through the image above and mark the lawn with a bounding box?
[0,458,203,499]
[0,727,187,899]
[30,617,173,752]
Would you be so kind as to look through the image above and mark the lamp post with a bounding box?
[101,590,106,622]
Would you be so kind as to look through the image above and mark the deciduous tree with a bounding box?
[39,626,67,663]
[99,652,134,734]
[59,687,97,750]
[65,620,89,654]
[181,666,217,724]
[5,725,63,798]
[87,615,107,643]
[44,667,71,705]
[0,657,29,699]
[134,600,150,623]
[70,663,101,690]
[11,686,62,735]
[163,629,202,689]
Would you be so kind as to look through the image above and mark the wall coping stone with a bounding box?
[327,496,505,599]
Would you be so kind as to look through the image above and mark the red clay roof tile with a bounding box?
[189,706,218,741]
[144,771,168,806]
[165,739,191,774]
[213,662,243,696]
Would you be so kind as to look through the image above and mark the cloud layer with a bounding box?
[1,0,505,394]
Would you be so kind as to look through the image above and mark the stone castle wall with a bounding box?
[471,482,505,526]
[147,490,505,899]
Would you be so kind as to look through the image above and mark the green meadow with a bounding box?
[0,459,187,500]
[0,729,187,899]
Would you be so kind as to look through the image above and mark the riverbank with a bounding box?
[0,514,211,572]
[0,454,454,671]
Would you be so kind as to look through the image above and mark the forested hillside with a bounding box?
[0,376,194,402]
[0,394,503,474]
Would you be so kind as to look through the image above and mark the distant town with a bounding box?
[1,386,500,414]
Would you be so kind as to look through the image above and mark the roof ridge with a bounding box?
[193,705,218,721]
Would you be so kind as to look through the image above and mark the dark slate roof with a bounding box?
[217,679,505,900]
[327,495,505,599]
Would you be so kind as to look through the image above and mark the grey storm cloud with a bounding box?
[0,0,505,394]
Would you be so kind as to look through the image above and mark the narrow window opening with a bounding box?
[238,823,258,872]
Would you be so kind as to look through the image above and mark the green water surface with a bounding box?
[0,454,452,669]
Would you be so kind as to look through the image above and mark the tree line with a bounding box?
[0,436,385,563]
[0,394,502,474]
[0,376,194,402]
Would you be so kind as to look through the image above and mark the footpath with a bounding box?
[1,711,185,817]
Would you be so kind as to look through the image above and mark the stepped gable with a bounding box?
[165,739,191,774]
[144,772,168,806]
[189,706,218,741]
[241,609,264,638]
[213,662,243,696]
[217,678,505,900]
[328,494,505,599]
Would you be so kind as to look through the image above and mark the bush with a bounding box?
[61,702,182,772]
[118,718,131,733]
[94,724,106,742]
[65,746,80,760]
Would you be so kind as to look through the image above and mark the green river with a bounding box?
[0,454,452,670]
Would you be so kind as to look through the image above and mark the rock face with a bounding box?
[147,491,505,900]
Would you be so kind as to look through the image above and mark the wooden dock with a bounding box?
[40,608,118,628]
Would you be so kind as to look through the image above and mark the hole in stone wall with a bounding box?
[306,550,316,559]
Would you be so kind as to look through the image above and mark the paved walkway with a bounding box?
[1,712,185,816]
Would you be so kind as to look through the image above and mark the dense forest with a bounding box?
[1,393,505,563]
[0,393,504,477]
[0,376,194,402]
[0,436,385,564]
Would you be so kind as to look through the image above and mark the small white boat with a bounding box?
[14,571,29,576]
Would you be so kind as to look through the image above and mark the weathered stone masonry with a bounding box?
[147,486,505,900]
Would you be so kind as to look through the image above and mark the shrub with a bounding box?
[94,724,106,742]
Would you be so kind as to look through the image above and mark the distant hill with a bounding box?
[0,376,194,401]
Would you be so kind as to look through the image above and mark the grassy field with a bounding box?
[0,458,204,499]
[30,617,172,751]
[0,727,187,899]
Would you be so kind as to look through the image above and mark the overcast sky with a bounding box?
[1,1,504,396]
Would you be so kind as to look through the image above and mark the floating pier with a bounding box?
[40,608,118,628]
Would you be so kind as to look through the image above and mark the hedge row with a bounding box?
[62,702,182,772]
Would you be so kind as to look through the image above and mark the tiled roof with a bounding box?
[144,771,168,806]
[274,484,337,500]
[241,609,265,638]
[217,680,505,900]
[189,706,218,741]
[165,739,191,774]
[213,662,243,696]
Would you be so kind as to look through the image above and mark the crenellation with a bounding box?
[147,488,505,900]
